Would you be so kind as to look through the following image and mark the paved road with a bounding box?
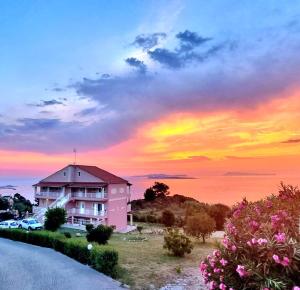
[0,238,124,290]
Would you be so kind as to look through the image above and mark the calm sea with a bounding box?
[1,175,299,206]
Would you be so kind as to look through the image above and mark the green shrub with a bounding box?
[44,207,67,231]
[163,228,193,257]
[137,225,143,234]
[86,225,113,245]
[63,232,71,238]
[86,223,94,232]
[146,214,157,223]
[0,229,118,278]
[63,240,90,264]
[90,246,118,277]
[161,210,175,227]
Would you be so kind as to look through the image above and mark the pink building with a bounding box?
[33,165,132,230]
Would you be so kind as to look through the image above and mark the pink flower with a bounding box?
[219,283,227,290]
[213,250,221,258]
[233,209,241,218]
[249,220,260,232]
[274,232,286,243]
[272,254,280,264]
[251,238,257,245]
[231,245,237,252]
[236,265,248,277]
[209,281,217,290]
[199,262,207,272]
[281,256,290,267]
[257,238,268,245]
[214,268,221,273]
[293,287,300,290]
[220,258,228,266]
[247,241,252,247]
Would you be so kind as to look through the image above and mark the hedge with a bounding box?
[0,229,118,277]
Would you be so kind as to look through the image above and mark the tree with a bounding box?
[13,193,33,215]
[152,182,170,198]
[208,203,231,230]
[185,212,215,243]
[144,187,156,201]
[0,198,9,211]
[44,207,67,231]
[86,224,113,245]
[163,228,193,257]
[161,209,175,227]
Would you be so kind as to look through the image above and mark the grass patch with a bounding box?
[109,224,219,289]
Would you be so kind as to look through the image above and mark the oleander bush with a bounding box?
[200,184,300,290]
[0,229,118,277]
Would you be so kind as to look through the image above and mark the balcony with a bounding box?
[70,192,108,200]
[67,208,107,217]
[35,191,62,199]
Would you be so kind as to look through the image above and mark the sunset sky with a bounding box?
[0,1,300,200]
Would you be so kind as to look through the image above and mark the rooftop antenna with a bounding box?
[73,148,77,165]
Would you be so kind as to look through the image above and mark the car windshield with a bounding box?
[10,222,17,226]
[29,220,38,224]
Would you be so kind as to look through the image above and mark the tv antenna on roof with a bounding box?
[73,148,77,165]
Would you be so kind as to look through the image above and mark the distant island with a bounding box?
[224,172,276,176]
[132,173,197,179]
[0,185,17,190]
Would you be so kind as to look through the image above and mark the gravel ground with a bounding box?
[160,267,208,290]
[0,238,124,290]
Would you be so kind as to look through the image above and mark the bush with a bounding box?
[90,246,119,277]
[86,225,113,245]
[44,207,67,231]
[208,203,231,230]
[144,188,156,201]
[0,211,14,222]
[161,210,175,227]
[137,226,143,234]
[200,184,300,289]
[185,212,215,243]
[63,232,71,238]
[163,228,193,257]
[0,229,119,277]
[86,224,94,232]
[146,214,157,223]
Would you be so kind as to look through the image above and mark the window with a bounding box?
[78,171,81,176]
[63,171,66,176]
[119,187,124,194]
[111,188,117,194]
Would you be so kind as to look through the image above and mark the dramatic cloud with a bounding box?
[28,99,64,107]
[125,57,147,74]
[1,24,300,153]
[132,32,167,50]
[176,30,212,51]
[148,30,224,68]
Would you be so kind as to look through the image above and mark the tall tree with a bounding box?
[152,182,170,198]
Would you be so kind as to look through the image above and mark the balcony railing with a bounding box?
[35,191,62,198]
[67,208,107,217]
[70,192,108,200]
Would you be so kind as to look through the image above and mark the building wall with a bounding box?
[106,183,129,230]
[41,166,103,183]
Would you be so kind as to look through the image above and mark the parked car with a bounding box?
[19,218,42,230]
[0,220,19,229]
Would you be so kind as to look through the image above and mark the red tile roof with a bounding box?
[75,165,130,185]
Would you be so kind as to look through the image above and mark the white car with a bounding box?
[19,218,42,230]
[0,220,19,229]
